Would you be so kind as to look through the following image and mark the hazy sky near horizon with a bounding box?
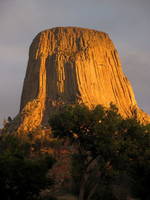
[0,0,150,127]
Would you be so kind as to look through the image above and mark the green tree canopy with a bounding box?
[49,104,150,200]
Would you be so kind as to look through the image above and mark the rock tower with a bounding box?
[12,27,150,132]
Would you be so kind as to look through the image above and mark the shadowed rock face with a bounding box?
[15,27,150,132]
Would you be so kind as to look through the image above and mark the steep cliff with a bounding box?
[13,27,150,132]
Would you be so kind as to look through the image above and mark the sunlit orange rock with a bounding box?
[11,27,150,132]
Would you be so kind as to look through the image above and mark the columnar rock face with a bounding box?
[15,27,150,132]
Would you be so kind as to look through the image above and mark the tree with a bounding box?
[49,104,150,200]
[0,134,56,200]
[124,120,150,200]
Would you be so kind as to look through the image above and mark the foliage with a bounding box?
[0,133,31,157]
[49,104,150,200]
[0,133,56,200]
[0,152,55,200]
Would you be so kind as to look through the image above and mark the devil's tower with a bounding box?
[14,27,150,132]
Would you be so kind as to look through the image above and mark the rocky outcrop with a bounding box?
[12,27,150,132]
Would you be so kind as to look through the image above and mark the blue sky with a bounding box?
[0,0,150,126]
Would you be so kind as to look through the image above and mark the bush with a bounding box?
[0,133,56,200]
[0,153,55,200]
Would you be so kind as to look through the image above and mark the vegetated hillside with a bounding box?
[2,104,150,200]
